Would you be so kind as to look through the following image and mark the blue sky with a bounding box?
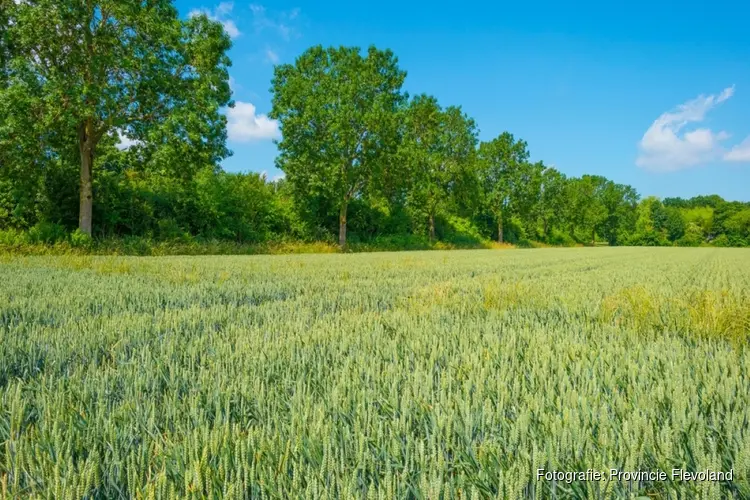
[178,0,750,201]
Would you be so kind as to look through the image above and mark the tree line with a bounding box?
[1,1,748,249]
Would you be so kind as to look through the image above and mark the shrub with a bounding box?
[516,237,535,248]
[70,229,94,249]
[0,228,29,246]
[439,215,487,246]
[711,234,731,247]
[27,221,68,244]
[548,229,577,247]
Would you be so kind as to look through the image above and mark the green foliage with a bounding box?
[682,206,714,236]
[1,0,233,235]
[675,222,704,247]
[270,45,407,247]
[548,228,577,247]
[535,167,567,240]
[69,229,94,249]
[27,222,67,245]
[437,215,486,246]
[476,132,537,243]
[664,206,687,241]
[0,228,29,247]
[399,95,479,241]
[723,209,750,240]
[712,234,731,247]
[1,19,748,251]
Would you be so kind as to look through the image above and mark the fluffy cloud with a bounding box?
[249,4,299,41]
[227,101,280,142]
[221,19,240,39]
[636,86,734,172]
[724,136,750,162]
[189,2,241,39]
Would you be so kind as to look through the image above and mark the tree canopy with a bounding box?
[270,45,406,247]
[0,0,232,235]
[1,21,748,250]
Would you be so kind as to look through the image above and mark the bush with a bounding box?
[501,216,527,244]
[70,229,94,249]
[27,222,67,244]
[0,228,28,246]
[439,215,487,246]
[350,234,432,252]
[157,218,189,241]
[626,231,670,247]
[676,234,702,247]
[515,238,535,248]
[711,234,731,247]
[548,229,577,247]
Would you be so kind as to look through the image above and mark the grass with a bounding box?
[0,237,505,257]
[0,236,343,257]
[1,247,749,498]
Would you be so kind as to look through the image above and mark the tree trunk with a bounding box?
[497,211,504,243]
[592,229,596,246]
[429,213,435,242]
[543,217,548,239]
[338,201,347,248]
[78,121,94,236]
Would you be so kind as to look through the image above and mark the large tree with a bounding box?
[568,175,608,244]
[399,96,477,240]
[270,45,407,247]
[0,0,232,235]
[598,180,639,245]
[536,166,568,240]
[477,132,531,243]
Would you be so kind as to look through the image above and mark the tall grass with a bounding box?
[0,247,749,498]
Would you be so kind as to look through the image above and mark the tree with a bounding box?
[477,132,531,243]
[568,176,608,244]
[399,95,442,240]
[631,196,670,246]
[722,208,750,243]
[1,0,232,235]
[270,45,407,248]
[513,160,544,234]
[536,167,567,240]
[400,96,478,240]
[663,206,686,242]
[598,181,639,245]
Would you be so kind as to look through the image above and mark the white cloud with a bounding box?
[189,2,241,39]
[215,1,233,16]
[636,86,734,172]
[265,48,279,64]
[271,172,286,182]
[249,4,299,41]
[221,19,240,39]
[227,101,280,142]
[725,136,750,162]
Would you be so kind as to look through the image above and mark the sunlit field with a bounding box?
[1,248,749,498]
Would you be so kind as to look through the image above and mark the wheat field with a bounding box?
[1,248,749,499]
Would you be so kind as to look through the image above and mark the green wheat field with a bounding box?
[1,248,749,499]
